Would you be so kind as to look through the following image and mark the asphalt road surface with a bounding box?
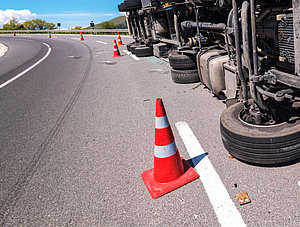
[0,34,299,226]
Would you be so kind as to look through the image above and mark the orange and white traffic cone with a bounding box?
[117,32,124,45]
[80,32,84,41]
[48,32,52,38]
[113,39,122,57]
[141,98,199,199]
[13,32,16,36]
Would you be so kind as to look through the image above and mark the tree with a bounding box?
[23,19,55,30]
[45,22,55,30]
[2,17,21,30]
[72,26,83,30]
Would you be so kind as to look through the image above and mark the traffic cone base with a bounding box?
[141,157,199,199]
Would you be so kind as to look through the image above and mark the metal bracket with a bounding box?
[225,27,234,35]
[252,72,277,85]
[275,89,294,102]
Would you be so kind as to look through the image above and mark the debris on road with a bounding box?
[192,84,201,90]
[100,61,116,65]
[236,192,251,205]
[150,69,164,72]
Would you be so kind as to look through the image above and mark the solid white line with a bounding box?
[0,42,52,89]
[96,41,108,45]
[122,50,140,61]
[175,121,246,227]
[130,54,140,61]
[0,43,8,57]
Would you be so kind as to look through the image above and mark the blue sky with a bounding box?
[0,0,125,28]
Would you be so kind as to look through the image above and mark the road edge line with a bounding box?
[96,41,108,45]
[175,121,246,227]
[122,50,140,61]
[0,42,52,89]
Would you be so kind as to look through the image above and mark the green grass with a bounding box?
[93,16,127,29]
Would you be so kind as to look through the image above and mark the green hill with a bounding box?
[93,16,127,29]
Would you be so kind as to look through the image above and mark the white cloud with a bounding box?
[0,9,37,27]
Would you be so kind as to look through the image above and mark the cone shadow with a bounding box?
[187,153,208,168]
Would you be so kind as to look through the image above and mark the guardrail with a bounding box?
[0,29,129,34]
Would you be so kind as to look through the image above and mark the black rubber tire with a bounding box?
[127,42,135,51]
[130,44,145,54]
[171,68,200,84]
[135,46,153,57]
[130,45,137,54]
[220,102,300,165]
[168,51,197,70]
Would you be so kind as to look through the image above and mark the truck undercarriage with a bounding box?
[118,0,300,166]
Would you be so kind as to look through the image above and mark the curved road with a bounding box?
[0,35,93,224]
[0,34,299,226]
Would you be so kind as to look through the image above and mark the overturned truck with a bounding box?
[119,0,300,166]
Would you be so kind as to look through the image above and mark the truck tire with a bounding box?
[130,45,138,54]
[135,46,153,57]
[171,68,200,84]
[220,102,300,165]
[127,42,135,51]
[130,44,145,54]
[169,51,197,70]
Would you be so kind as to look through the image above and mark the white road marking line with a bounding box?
[0,42,52,89]
[130,54,140,61]
[71,38,79,40]
[96,41,108,44]
[0,43,8,57]
[122,50,140,61]
[123,50,130,55]
[175,121,246,227]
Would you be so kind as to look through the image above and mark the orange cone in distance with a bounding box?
[141,98,199,199]
[113,39,122,57]
[49,32,52,38]
[117,32,124,45]
[13,32,16,36]
[80,32,84,41]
